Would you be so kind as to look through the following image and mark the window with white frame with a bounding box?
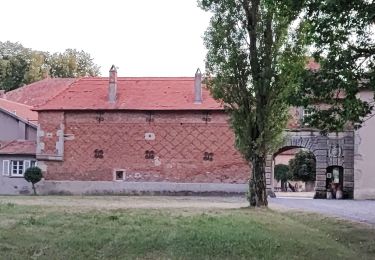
[11,160,24,177]
[1,160,37,177]
[302,108,314,126]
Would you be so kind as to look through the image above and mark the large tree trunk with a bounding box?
[249,154,268,207]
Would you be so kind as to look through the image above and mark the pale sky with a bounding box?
[0,0,211,77]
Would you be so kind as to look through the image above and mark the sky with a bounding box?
[0,0,211,77]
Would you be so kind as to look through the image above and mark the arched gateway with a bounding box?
[266,129,355,199]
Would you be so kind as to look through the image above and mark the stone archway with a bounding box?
[266,130,355,199]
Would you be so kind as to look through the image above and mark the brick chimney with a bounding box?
[108,65,117,103]
[194,68,202,104]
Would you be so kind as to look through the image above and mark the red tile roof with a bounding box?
[0,141,8,149]
[34,77,224,111]
[5,78,77,107]
[0,98,38,123]
[0,140,36,155]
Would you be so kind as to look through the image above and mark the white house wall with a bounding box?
[354,90,375,199]
[0,155,36,194]
[0,110,37,141]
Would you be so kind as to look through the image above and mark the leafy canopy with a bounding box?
[290,1,375,133]
[274,164,291,183]
[199,0,306,160]
[199,0,307,206]
[0,41,100,91]
[288,150,316,182]
[199,0,375,206]
[24,166,43,195]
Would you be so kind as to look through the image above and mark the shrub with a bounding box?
[274,164,291,191]
[288,150,316,182]
[24,166,43,195]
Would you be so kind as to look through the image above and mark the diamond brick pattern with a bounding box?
[41,111,249,183]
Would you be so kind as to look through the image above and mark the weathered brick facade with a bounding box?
[37,110,250,184]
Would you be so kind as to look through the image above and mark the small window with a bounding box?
[302,108,314,126]
[303,109,312,118]
[11,161,24,177]
[145,150,155,159]
[203,152,214,161]
[114,170,125,181]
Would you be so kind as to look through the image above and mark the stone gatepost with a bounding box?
[265,155,274,197]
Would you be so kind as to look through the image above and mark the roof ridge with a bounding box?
[32,78,81,110]
[80,77,195,80]
[0,98,34,108]
[4,78,49,95]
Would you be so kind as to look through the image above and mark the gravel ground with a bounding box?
[269,197,375,225]
[1,195,374,225]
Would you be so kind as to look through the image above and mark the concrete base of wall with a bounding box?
[0,177,32,195]
[34,181,248,196]
[354,189,375,200]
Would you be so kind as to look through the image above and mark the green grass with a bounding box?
[0,203,374,259]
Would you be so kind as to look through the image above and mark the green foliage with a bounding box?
[24,166,43,195]
[199,0,375,205]
[199,0,307,206]
[274,164,291,183]
[24,166,43,184]
[49,49,101,78]
[0,41,100,91]
[289,1,375,133]
[288,150,316,182]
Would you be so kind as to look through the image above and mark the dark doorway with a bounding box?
[326,166,344,199]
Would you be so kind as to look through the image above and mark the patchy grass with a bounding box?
[0,201,374,259]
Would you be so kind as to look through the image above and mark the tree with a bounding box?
[48,49,100,78]
[274,164,291,192]
[199,0,375,207]
[0,41,31,91]
[0,41,101,91]
[290,1,375,133]
[288,150,316,182]
[199,0,306,206]
[24,167,43,195]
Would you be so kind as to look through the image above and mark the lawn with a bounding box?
[0,198,374,259]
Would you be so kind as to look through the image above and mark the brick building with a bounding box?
[1,65,372,198]
[32,67,249,194]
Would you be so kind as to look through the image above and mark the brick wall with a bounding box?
[287,107,302,129]
[38,110,250,184]
[38,111,64,156]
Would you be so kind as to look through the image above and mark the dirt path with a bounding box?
[0,195,248,210]
[2,196,374,225]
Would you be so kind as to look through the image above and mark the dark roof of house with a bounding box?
[0,140,36,155]
[34,77,224,111]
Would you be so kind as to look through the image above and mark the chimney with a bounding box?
[194,68,202,104]
[0,90,5,99]
[108,65,117,103]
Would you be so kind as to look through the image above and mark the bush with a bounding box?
[24,167,43,195]
[274,164,291,191]
[288,150,316,182]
